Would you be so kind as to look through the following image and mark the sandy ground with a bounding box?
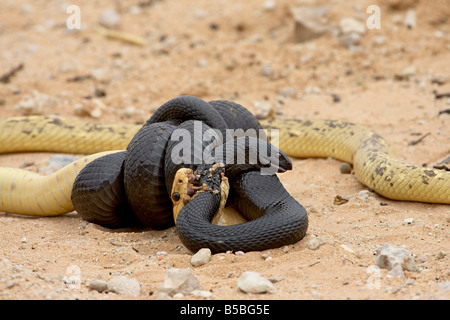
[0,0,449,300]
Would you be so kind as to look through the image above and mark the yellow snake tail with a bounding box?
[261,119,449,204]
[0,116,138,154]
[0,151,121,216]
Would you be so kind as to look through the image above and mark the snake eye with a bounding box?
[172,192,180,202]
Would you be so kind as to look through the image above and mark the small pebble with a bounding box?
[158,268,203,297]
[48,155,76,168]
[339,17,366,48]
[375,243,417,278]
[14,90,57,115]
[38,155,76,175]
[190,248,211,267]
[277,87,297,98]
[269,276,284,283]
[260,253,270,260]
[156,292,172,300]
[291,6,329,43]
[237,271,274,294]
[339,162,352,174]
[156,251,168,258]
[260,64,273,77]
[253,101,272,119]
[436,251,446,260]
[357,190,370,201]
[404,9,417,29]
[339,18,366,35]
[399,66,416,80]
[107,276,141,297]
[192,290,212,299]
[307,236,326,250]
[403,218,414,225]
[263,0,276,11]
[99,8,121,28]
[88,279,108,293]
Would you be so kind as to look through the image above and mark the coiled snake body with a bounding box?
[0,96,448,253]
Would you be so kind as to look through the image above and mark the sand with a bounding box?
[0,0,449,300]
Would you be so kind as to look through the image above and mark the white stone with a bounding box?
[290,6,329,43]
[404,9,417,29]
[237,271,275,294]
[375,243,417,278]
[190,248,211,267]
[99,8,121,28]
[158,268,203,297]
[339,18,366,35]
[403,218,414,225]
[107,276,141,297]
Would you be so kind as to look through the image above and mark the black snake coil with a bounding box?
[71,96,308,253]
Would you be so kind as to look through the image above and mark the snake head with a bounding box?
[171,168,196,223]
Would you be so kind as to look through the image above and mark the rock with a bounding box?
[99,8,121,29]
[436,251,446,260]
[340,18,366,34]
[190,248,211,267]
[339,32,361,48]
[48,155,76,168]
[339,18,366,48]
[357,190,370,201]
[403,218,414,225]
[155,291,172,300]
[263,1,276,11]
[260,63,273,77]
[277,87,297,98]
[439,282,450,292]
[88,279,108,293]
[404,9,417,28]
[307,236,327,250]
[398,66,416,80]
[372,35,386,46]
[38,155,76,175]
[339,162,352,174]
[156,251,168,258]
[253,101,272,119]
[375,243,417,278]
[74,99,105,119]
[192,290,212,299]
[158,268,203,297]
[290,6,329,43]
[107,276,141,297]
[14,90,58,116]
[237,272,275,294]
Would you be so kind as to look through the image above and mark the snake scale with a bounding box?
[0,96,448,252]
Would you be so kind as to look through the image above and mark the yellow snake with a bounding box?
[0,114,448,218]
